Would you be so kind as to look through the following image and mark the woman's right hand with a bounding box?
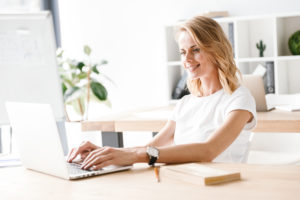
[67,141,100,163]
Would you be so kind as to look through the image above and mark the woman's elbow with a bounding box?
[199,143,219,162]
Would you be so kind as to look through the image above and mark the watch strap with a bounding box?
[148,156,157,166]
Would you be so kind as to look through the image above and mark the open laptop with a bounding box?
[5,102,132,180]
[242,75,274,112]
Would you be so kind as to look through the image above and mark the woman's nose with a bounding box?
[183,52,194,62]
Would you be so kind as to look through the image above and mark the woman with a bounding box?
[67,16,256,170]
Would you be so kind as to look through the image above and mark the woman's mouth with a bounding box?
[186,64,200,72]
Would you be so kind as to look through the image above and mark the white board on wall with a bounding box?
[0,12,65,124]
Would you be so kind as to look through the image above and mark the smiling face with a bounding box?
[178,31,218,80]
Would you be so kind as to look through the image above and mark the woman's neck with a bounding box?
[199,77,223,97]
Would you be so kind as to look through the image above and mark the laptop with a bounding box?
[5,102,132,180]
[242,75,274,112]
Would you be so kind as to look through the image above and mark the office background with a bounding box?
[1,0,300,150]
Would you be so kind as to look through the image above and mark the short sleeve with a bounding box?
[225,87,257,131]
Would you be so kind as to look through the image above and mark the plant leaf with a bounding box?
[64,86,82,102]
[84,45,92,56]
[62,83,67,95]
[77,72,87,79]
[99,60,108,65]
[92,65,99,74]
[90,81,107,101]
[60,75,74,87]
[56,48,64,57]
[77,62,85,71]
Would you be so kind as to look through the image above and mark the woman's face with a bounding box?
[178,31,217,80]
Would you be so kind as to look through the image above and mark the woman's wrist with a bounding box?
[132,146,148,163]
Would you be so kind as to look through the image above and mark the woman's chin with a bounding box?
[188,73,200,80]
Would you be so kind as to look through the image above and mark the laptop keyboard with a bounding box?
[67,162,102,175]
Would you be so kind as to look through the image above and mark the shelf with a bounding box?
[277,55,300,61]
[237,57,275,63]
[164,13,300,99]
[276,16,300,56]
[277,59,300,94]
[236,18,275,58]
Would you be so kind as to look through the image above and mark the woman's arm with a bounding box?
[145,109,253,163]
[146,120,176,147]
[78,109,252,170]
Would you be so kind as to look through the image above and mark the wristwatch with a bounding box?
[146,146,160,166]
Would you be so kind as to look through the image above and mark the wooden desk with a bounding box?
[82,106,300,147]
[1,163,300,200]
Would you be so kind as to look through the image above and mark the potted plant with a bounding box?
[57,45,112,121]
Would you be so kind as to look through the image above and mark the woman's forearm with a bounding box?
[133,142,212,164]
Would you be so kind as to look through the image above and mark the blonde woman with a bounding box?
[68,16,256,170]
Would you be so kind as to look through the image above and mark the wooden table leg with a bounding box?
[102,132,124,147]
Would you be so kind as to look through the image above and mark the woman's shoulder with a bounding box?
[231,85,252,97]
[221,85,254,103]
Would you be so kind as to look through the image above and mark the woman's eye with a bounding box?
[180,51,185,55]
[192,48,200,53]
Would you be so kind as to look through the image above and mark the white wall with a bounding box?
[58,0,300,111]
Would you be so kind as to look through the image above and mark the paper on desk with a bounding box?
[275,105,300,112]
[266,93,300,107]
[0,154,22,168]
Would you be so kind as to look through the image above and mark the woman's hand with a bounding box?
[67,141,100,163]
[80,147,140,170]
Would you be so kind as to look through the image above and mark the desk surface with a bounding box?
[1,163,300,200]
[82,106,300,133]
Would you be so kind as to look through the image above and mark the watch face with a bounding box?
[147,146,159,157]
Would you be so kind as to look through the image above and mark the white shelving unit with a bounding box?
[164,13,300,100]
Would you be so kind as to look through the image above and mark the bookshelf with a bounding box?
[164,13,300,100]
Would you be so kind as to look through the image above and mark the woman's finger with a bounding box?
[82,153,113,170]
[92,160,113,170]
[81,149,106,169]
[67,148,75,162]
[68,141,95,162]
[82,148,104,165]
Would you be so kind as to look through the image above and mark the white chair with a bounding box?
[247,132,300,165]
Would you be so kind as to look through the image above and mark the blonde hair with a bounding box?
[176,16,241,96]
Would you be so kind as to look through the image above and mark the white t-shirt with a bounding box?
[169,86,257,163]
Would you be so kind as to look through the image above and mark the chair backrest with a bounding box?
[247,132,300,165]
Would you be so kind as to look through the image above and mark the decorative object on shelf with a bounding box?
[57,45,112,121]
[256,40,266,57]
[172,72,189,99]
[228,22,235,57]
[288,30,300,55]
[265,61,275,94]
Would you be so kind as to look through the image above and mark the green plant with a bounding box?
[288,30,300,55]
[57,45,112,121]
[256,40,266,57]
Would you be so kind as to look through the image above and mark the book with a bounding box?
[228,22,235,57]
[160,163,241,186]
[265,61,275,94]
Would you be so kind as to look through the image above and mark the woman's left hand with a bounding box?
[80,146,139,170]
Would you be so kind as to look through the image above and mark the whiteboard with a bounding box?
[0,12,65,124]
